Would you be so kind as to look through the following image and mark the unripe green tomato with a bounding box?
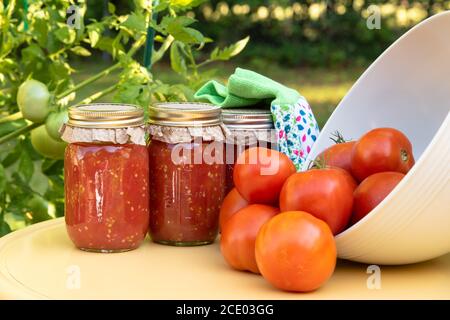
[45,110,68,141]
[17,79,51,123]
[31,126,67,160]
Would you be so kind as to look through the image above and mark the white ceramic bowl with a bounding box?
[304,12,450,265]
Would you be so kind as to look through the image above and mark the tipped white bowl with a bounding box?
[304,12,450,265]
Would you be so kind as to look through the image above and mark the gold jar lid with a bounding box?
[222,108,274,130]
[148,102,222,127]
[67,103,144,128]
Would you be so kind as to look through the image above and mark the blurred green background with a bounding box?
[75,0,448,127]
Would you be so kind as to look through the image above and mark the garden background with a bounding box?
[0,0,448,235]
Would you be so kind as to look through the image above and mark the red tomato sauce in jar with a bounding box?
[148,140,225,245]
[65,143,149,252]
[61,103,149,253]
[147,103,226,246]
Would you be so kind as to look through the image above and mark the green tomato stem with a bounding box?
[55,63,120,101]
[55,35,147,101]
[151,35,174,66]
[0,122,40,145]
[196,59,214,69]
[74,84,118,106]
[0,111,23,124]
[143,2,156,69]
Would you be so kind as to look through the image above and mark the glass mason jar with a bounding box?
[222,108,277,193]
[147,103,226,246]
[61,104,149,253]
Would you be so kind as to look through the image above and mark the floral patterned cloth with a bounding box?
[194,68,319,170]
[271,97,320,170]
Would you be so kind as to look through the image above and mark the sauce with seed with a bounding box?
[148,140,225,245]
[65,143,149,252]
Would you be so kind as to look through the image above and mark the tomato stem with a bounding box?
[0,122,40,145]
[0,111,22,124]
[330,131,347,144]
[74,84,118,106]
[55,64,120,101]
[151,35,174,66]
[400,149,409,162]
[55,35,147,101]
[309,157,328,170]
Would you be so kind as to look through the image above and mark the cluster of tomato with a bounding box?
[219,127,415,292]
[17,79,68,159]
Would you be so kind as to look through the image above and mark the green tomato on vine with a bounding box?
[17,79,51,123]
[45,110,69,141]
[31,126,67,160]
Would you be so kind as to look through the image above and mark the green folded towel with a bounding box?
[194,68,320,169]
[195,68,301,107]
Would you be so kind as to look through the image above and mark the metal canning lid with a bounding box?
[67,103,145,128]
[148,102,222,127]
[222,108,274,129]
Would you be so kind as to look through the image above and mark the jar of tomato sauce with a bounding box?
[61,104,149,253]
[222,108,276,193]
[147,103,227,246]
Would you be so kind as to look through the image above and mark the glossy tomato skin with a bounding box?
[233,147,296,205]
[45,110,68,141]
[351,172,404,225]
[351,128,414,181]
[220,204,279,273]
[17,79,51,123]
[219,188,249,231]
[316,141,356,173]
[279,168,357,235]
[255,211,336,292]
[31,125,67,160]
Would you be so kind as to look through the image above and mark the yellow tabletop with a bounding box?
[0,218,448,300]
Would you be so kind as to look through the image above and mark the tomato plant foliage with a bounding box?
[0,0,248,235]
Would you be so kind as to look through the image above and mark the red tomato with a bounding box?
[279,168,357,235]
[316,141,356,173]
[351,172,405,225]
[219,188,249,231]
[255,211,336,292]
[351,128,414,181]
[220,204,279,274]
[233,147,296,205]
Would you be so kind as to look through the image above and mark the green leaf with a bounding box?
[0,219,12,237]
[1,144,21,167]
[54,25,77,44]
[159,16,204,44]
[121,12,147,35]
[88,29,100,47]
[31,18,49,48]
[174,27,204,44]
[86,22,104,47]
[168,0,207,11]
[21,44,45,62]
[210,36,250,61]
[0,164,6,194]
[154,1,169,13]
[170,41,187,75]
[41,159,64,176]
[70,46,91,56]
[18,151,34,182]
[26,195,51,223]
[108,2,116,14]
[0,119,27,137]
